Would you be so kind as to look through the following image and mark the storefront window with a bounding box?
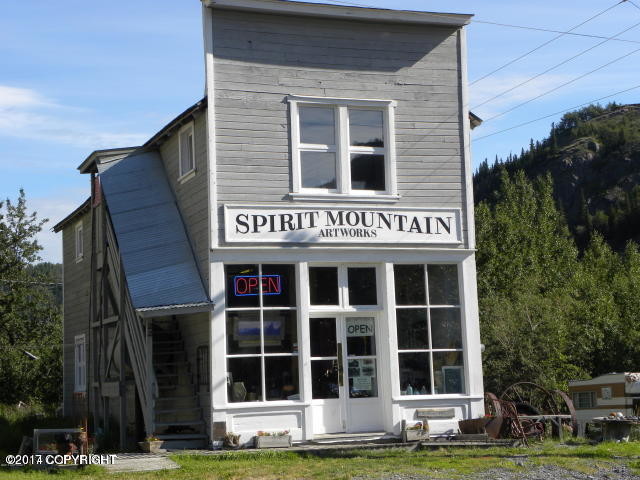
[394,264,464,395]
[225,264,299,403]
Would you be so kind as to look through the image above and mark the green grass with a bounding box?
[0,442,639,479]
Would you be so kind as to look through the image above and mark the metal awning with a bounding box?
[98,151,211,311]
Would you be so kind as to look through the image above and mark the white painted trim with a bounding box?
[74,221,84,263]
[74,334,87,393]
[288,97,397,198]
[178,122,196,179]
[203,4,218,250]
[458,28,476,250]
[204,0,473,27]
[288,193,400,203]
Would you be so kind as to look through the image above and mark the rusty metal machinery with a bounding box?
[484,382,578,443]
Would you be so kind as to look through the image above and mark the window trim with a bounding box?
[288,95,398,199]
[178,122,196,181]
[74,222,84,263]
[74,334,86,393]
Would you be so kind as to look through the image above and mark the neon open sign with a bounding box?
[234,275,282,296]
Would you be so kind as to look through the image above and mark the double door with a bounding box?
[309,314,383,434]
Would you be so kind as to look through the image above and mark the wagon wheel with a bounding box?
[485,391,503,417]
[553,389,579,437]
[500,382,561,417]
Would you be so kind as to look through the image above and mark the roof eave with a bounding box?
[78,147,141,174]
[203,0,472,27]
[52,198,91,232]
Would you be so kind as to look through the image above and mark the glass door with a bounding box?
[310,315,382,434]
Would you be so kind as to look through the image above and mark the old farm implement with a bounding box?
[484,382,577,445]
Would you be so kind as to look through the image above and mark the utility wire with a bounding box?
[472,83,640,141]
[472,18,640,110]
[483,44,640,122]
[472,20,640,45]
[470,1,625,86]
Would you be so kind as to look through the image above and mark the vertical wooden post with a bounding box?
[119,260,127,450]
[146,317,155,436]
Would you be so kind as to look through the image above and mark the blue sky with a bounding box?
[2,0,640,262]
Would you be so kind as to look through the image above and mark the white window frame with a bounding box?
[74,334,86,393]
[392,263,466,397]
[178,122,196,182]
[288,95,398,202]
[74,222,83,263]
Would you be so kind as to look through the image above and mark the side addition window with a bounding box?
[178,123,196,179]
[289,96,397,198]
[75,222,84,262]
[74,334,86,392]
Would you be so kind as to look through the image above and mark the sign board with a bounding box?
[416,408,456,419]
[224,205,462,244]
[346,318,375,337]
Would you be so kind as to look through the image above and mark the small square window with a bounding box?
[178,123,195,179]
[289,96,397,199]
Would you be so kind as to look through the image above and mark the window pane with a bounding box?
[399,352,431,395]
[427,265,459,305]
[348,358,378,398]
[351,154,385,191]
[347,267,377,305]
[263,310,298,354]
[265,356,300,400]
[309,267,339,305]
[226,264,259,308]
[262,264,296,307]
[300,106,335,145]
[346,317,376,356]
[349,109,384,147]
[228,357,262,402]
[301,152,337,189]
[394,265,426,305]
[396,309,428,350]
[430,308,462,349]
[433,352,464,394]
[226,311,261,355]
[311,359,339,399]
[310,318,337,357]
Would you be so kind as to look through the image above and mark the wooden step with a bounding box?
[156,406,202,415]
[156,433,208,441]
[156,420,204,427]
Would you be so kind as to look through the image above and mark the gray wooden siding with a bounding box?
[211,10,468,246]
[62,211,92,416]
[158,112,210,286]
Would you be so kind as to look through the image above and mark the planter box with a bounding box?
[138,441,164,453]
[254,435,292,449]
[401,430,429,442]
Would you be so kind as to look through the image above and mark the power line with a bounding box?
[472,18,640,110]
[470,1,625,86]
[473,20,640,45]
[483,44,640,123]
[472,83,640,141]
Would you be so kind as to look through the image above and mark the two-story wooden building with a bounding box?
[54,0,483,449]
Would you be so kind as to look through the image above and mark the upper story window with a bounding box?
[74,222,83,262]
[288,96,397,201]
[178,122,195,181]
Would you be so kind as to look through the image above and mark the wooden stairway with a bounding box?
[152,318,208,450]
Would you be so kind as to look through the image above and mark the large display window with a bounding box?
[225,264,300,402]
[394,264,465,395]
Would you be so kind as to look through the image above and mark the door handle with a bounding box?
[337,342,344,387]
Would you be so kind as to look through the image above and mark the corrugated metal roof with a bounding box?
[98,151,210,309]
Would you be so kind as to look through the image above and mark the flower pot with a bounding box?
[254,435,292,448]
[138,440,163,453]
[401,430,428,442]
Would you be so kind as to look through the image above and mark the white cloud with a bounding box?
[0,84,149,149]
